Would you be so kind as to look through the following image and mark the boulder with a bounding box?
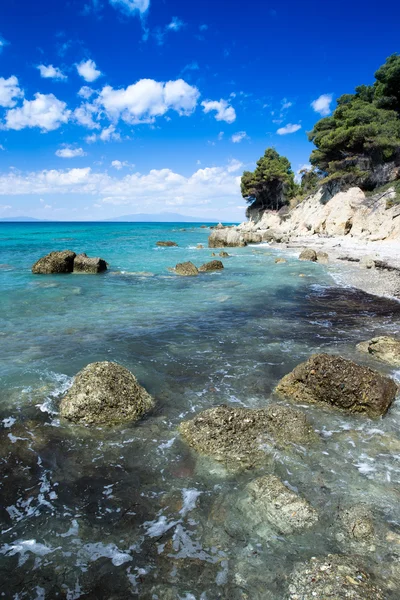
[360,255,376,269]
[287,555,385,600]
[219,251,230,257]
[178,404,318,471]
[316,251,329,264]
[237,475,318,535]
[156,241,178,247]
[196,244,204,249]
[276,353,397,418]
[275,258,287,264]
[299,249,317,262]
[208,229,247,248]
[356,336,400,367]
[32,250,76,274]
[174,261,199,276]
[73,253,107,273]
[60,361,154,425]
[198,260,224,272]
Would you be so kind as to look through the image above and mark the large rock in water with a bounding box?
[174,261,199,276]
[60,362,154,425]
[276,353,397,418]
[208,229,247,248]
[32,250,76,274]
[299,248,317,262]
[179,404,318,471]
[198,260,224,272]
[73,253,107,273]
[287,554,385,600]
[156,241,178,247]
[237,475,318,535]
[356,336,400,367]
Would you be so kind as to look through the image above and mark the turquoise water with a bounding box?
[1,222,400,599]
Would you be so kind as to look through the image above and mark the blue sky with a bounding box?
[0,0,399,221]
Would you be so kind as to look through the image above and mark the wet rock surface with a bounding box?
[73,253,107,273]
[156,241,178,247]
[276,353,397,418]
[275,257,287,264]
[356,336,400,367]
[174,261,199,276]
[286,554,385,599]
[340,505,375,542]
[208,229,247,247]
[179,404,318,471]
[60,361,154,425]
[199,260,224,272]
[32,250,76,274]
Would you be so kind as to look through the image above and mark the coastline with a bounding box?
[268,236,400,300]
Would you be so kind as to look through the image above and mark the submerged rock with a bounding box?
[178,404,318,471]
[60,361,154,425]
[276,353,397,418]
[174,261,199,276]
[198,260,224,272]
[156,241,178,247]
[356,336,400,367]
[275,257,287,264]
[237,475,318,535]
[196,244,204,249]
[340,505,375,542]
[219,251,230,257]
[32,250,76,274]
[73,253,107,273]
[287,554,385,599]
[299,249,317,262]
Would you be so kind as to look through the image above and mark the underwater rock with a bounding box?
[237,475,318,535]
[60,361,154,425]
[219,251,230,257]
[317,251,329,264]
[340,505,375,542]
[32,250,76,274]
[287,554,385,599]
[276,353,397,418]
[73,253,107,273]
[356,336,400,367]
[174,261,199,276]
[198,260,224,272]
[196,244,204,249]
[178,404,318,472]
[156,241,178,247]
[275,258,287,264]
[299,249,317,262]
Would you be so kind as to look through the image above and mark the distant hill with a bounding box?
[0,216,50,222]
[104,212,217,223]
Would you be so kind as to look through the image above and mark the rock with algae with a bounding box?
[276,353,397,418]
[32,250,76,274]
[198,260,224,272]
[174,261,199,276]
[60,361,154,425]
[179,404,318,472]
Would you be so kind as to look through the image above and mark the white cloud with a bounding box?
[4,93,70,131]
[0,144,4,151]
[98,78,199,124]
[0,163,241,212]
[76,59,102,83]
[276,123,301,135]
[217,131,224,141]
[201,99,236,124]
[74,103,100,129]
[199,24,208,31]
[109,0,150,15]
[231,131,248,143]
[0,36,9,53]
[111,160,130,169]
[78,86,95,99]
[56,146,87,158]
[0,76,24,108]
[167,17,185,31]
[281,98,292,110]
[311,94,333,116]
[85,124,121,143]
[37,64,67,80]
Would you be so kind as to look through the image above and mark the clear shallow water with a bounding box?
[1,222,400,599]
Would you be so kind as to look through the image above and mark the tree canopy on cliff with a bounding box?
[309,53,400,178]
[241,148,297,213]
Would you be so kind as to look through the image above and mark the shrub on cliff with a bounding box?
[241,148,298,216]
[308,54,400,186]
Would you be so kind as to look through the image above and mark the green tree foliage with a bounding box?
[299,167,323,195]
[241,148,297,212]
[309,54,400,179]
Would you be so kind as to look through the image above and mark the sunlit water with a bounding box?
[1,222,400,599]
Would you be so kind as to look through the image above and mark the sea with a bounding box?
[1,221,400,599]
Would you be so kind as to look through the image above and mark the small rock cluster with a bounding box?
[32,250,107,274]
[173,260,224,276]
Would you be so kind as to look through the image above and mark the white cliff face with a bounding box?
[229,186,400,244]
